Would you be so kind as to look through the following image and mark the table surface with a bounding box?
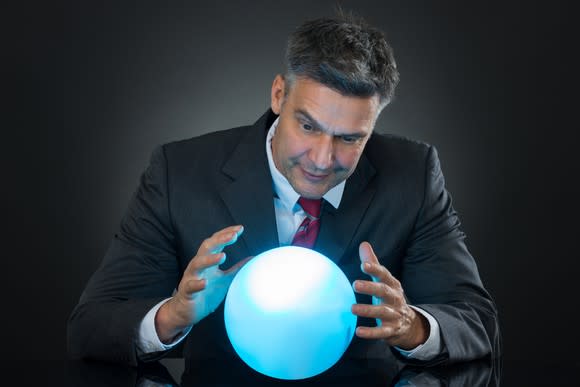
[27,355,572,386]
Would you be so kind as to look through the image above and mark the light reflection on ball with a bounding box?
[224,246,357,380]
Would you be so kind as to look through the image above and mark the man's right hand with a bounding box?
[155,225,249,343]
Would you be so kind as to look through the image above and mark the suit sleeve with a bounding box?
[398,145,501,365]
[67,145,182,366]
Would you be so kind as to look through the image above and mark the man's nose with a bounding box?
[308,134,334,171]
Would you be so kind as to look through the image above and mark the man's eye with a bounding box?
[302,123,313,131]
[341,136,357,144]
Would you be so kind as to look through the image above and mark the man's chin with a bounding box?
[288,171,337,198]
[292,184,328,200]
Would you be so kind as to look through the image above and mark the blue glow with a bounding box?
[224,246,357,380]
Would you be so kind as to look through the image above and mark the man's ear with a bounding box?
[270,74,285,114]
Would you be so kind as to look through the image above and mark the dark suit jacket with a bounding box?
[67,109,500,367]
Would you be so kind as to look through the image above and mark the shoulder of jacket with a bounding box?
[162,124,252,152]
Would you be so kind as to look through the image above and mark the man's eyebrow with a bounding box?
[294,109,368,138]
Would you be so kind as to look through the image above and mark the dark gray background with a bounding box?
[8,0,578,375]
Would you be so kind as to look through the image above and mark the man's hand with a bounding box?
[155,225,250,343]
[351,242,429,350]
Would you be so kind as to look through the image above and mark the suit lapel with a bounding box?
[315,152,376,265]
[219,111,279,259]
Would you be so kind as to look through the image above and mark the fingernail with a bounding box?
[219,253,226,264]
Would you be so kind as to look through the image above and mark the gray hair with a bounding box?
[284,15,400,109]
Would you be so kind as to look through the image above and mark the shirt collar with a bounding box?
[265,117,345,211]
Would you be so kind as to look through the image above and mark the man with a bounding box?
[68,15,500,369]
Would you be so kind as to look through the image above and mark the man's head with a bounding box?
[270,15,399,199]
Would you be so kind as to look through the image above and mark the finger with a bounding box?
[197,225,244,256]
[217,225,244,250]
[352,280,397,304]
[205,225,244,254]
[355,325,397,340]
[361,263,401,289]
[186,252,226,276]
[223,255,254,275]
[351,303,397,321]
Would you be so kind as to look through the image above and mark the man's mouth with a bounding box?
[301,168,329,181]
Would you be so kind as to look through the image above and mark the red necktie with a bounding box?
[291,197,322,249]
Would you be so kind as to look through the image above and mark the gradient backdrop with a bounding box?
[9,0,577,378]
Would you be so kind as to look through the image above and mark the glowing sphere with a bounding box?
[224,246,357,380]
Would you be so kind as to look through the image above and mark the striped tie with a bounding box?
[291,197,322,249]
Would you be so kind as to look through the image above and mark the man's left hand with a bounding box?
[351,242,429,350]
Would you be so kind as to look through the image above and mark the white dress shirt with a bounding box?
[137,118,442,361]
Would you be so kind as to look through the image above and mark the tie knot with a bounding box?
[298,197,322,219]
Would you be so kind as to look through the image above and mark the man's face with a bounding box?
[270,75,380,199]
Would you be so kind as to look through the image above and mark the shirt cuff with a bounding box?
[394,305,442,360]
[136,297,192,355]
